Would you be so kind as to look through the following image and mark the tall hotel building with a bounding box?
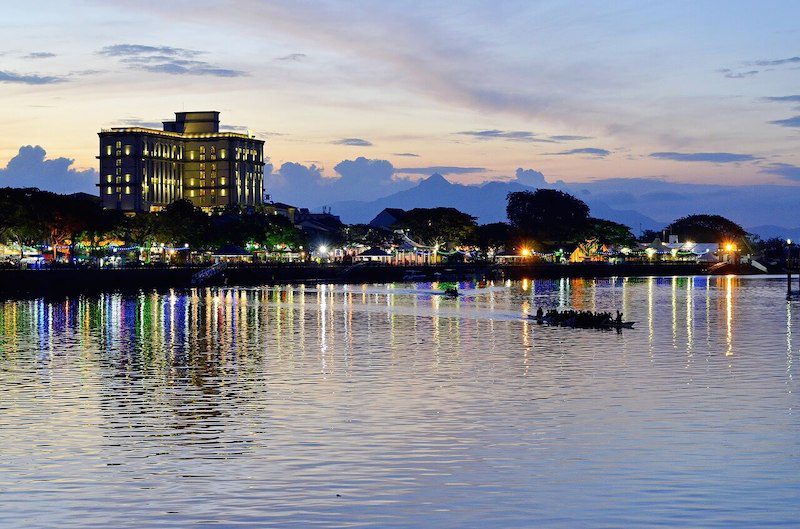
[98,111,265,212]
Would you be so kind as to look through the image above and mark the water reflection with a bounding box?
[1,277,799,528]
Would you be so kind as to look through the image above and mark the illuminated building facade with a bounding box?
[98,111,265,212]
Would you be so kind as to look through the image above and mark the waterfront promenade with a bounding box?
[0,262,731,297]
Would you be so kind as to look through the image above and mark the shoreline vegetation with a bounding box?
[0,261,751,299]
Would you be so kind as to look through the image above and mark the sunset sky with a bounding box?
[1,0,799,198]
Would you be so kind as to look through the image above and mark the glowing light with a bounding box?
[724,243,736,252]
[520,248,531,257]
[318,245,328,255]
[645,247,657,258]
[788,239,793,245]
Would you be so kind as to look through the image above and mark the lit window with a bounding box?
[106,175,112,183]
[220,149,226,159]
[220,177,226,185]
[221,189,227,196]
[106,186,113,195]
[115,141,121,148]
[115,159,121,166]
[190,190,195,197]
[106,145,112,156]
[124,145,131,155]
[125,174,131,182]
[125,186,131,195]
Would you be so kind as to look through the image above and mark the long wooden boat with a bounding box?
[528,315,635,329]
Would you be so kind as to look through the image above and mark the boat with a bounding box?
[528,313,635,329]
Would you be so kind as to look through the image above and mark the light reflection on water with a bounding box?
[1,276,799,528]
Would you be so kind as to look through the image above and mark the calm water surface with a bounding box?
[1,276,798,528]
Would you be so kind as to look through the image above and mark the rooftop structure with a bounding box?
[98,111,265,212]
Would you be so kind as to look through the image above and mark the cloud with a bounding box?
[720,68,759,79]
[22,52,56,59]
[514,168,547,187]
[762,163,800,180]
[548,147,610,157]
[457,129,539,142]
[0,145,96,194]
[549,135,593,141]
[649,151,756,163]
[753,56,800,67]
[117,118,164,128]
[275,53,306,61]
[98,43,246,77]
[763,95,800,103]
[331,138,373,146]
[0,70,65,85]
[334,157,394,182]
[769,115,800,128]
[395,166,485,175]
[393,152,419,157]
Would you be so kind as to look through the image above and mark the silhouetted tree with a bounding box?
[474,222,512,260]
[666,214,747,243]
[582,218,636,247]
[506,189,590,245]
[396,207,477,249]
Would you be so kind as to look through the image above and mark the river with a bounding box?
[1,276,798,528]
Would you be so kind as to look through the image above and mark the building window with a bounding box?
[124,174,131,182]
[125,186,131,195]
[106,145,112,156]
[124,145,131,156]
[200,146,206,154]
[221,189,227,197]
[106,186,113,195]
[220,149,226,159]
[106,175,112,183]
[115,159,121,167]
[220,177,226,185]
[115,141,121,149]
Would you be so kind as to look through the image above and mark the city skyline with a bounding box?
[1,1,799,205]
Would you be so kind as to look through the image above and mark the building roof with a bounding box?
[358,247,392,257]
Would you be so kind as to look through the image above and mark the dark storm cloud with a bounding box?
[0,145,96,193]
[98,43,246,77]
[769,115,800,128]
[649,151,756,163]
[0,70,65,85]
[22,52,56,59]
[762,163,800,180]
[331,138,373,146]
[548,147,610,157]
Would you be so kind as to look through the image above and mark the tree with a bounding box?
[154,199,210,249]
[582,218,636,247]
[666,214,747,243]
[506,189,590,245]
[474,222,512,260]
[396,207,477,249]
[0,188,46,258]
[342,224,400,249]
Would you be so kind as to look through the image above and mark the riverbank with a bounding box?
[0,261,755,298]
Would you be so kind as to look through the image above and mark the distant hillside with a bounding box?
[323,173,662,233]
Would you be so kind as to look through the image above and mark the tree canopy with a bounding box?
[666,214,747,243]
[506,189,590,245]
[396,207,477,248]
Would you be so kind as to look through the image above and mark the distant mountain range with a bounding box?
[323,174,663,235]
[320,173,800,240]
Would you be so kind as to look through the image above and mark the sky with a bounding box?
[1,0,799,207]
